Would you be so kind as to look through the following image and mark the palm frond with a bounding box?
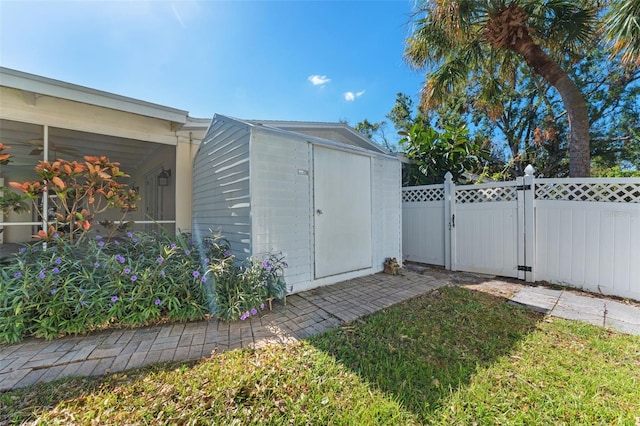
[405,16,457,69]
[421,51,476,110]
[525,0,597,48]
[604,0,640,64]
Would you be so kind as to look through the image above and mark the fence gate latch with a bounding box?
[516,184,532,191]
[518,265,532,272]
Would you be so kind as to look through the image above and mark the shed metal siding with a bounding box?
[192,114,402,294]
[192,117,252,256]
[250,130,313,291]
[371,156,402,270]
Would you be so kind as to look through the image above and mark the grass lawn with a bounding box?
[1,286,639,425]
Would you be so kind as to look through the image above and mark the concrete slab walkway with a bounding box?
[2,268,639,392]
[510,286,640,336]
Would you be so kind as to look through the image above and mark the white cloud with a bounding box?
[308,75,331,86]
[344,90,365,101]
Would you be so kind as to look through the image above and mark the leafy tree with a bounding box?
[399,124,491,185]
[385,92,431,134]
[578,43,640,173]
[353,118,396,151]
[405,0,597,177]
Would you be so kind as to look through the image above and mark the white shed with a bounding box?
[192,114,401,293]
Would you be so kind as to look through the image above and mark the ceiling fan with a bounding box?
[25,138,80,156]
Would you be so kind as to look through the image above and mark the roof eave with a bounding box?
[0,67,189,124]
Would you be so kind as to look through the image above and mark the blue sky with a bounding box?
[0,0,425,131]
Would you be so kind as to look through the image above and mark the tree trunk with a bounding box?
[511,40,590,176]
[484,4,591,177]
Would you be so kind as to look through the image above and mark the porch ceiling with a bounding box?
[0,119,164,173]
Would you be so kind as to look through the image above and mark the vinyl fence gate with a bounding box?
[402,167,640,301]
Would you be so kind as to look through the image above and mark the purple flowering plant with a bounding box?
[1,228,285,343]
[208,250,287,321]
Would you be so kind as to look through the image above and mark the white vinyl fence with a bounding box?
[402,166,640,301]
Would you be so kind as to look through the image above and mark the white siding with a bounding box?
[193,115,403,294]
[372,156,402,271]
[192,117,251,256]
[250,130,313,292]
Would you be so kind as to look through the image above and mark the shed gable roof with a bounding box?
[214,115,388,155]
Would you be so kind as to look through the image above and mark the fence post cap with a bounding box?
[524,164,535,176]
[444,172,453,181]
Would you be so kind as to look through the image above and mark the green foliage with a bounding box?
[405,0,600,177]
[9,156,140,245]
[353,118,397,152]
[0,186,30,215]
[0,231,288,344]
[386,92,428,134]
[0,143,30,215]
[400,124,491,185]
[5,286,638,424]
[209,252,288,321]
[590,165,640,177]
[604,0,640,64]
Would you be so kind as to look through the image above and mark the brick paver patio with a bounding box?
[0,270,448,391]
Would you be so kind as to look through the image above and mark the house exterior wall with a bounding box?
[175,132,203,233]
[0,87,179,144]
[1,77,207,241]
[192,116,251,256]
[250,129,313,291]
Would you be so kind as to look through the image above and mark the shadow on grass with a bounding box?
[309,284,544,422]
[0,359,199,425]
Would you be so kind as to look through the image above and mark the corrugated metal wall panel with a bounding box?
[192,117,251,257]
[249,130,313,292]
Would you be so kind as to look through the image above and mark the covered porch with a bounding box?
[0,67,209,255]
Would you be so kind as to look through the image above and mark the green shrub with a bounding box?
[210,252,288,321]
[0,231,287,344]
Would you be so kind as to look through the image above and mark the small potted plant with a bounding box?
[383,257,400,275]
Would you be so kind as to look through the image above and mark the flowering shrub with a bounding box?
[209,252,288,321]
[0,143,30,215]
[0,230,288,344]
[8,155,139,245]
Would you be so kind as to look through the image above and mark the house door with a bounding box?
[313,146,372,279]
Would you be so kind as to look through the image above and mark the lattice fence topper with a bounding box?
[402,186,445,202]
[455,185,517,203]
[535,181,640,203]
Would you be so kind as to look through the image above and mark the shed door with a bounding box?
[314,146,372,278]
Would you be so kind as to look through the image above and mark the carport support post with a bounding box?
[444,172,454,271]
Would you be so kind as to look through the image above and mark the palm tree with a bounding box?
[405,1,597,177]
[604,0,640,65]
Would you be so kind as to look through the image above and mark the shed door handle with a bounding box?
[316,209,324,215]
[451,214,455,228]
